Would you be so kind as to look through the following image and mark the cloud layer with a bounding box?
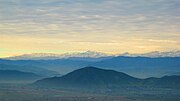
[0,0,180,57]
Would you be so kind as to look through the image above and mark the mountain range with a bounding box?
[34,67,180,90]
[4,50,180,60]
[5,51,110,60]
[0,56,179,78]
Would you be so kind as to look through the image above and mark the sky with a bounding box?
[0,0,180,57]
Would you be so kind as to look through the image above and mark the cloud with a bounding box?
[0,0,180,56]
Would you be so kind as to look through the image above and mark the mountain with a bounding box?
[4,50,180,60]
[119,50,180,57]
[0,70,42,83]
[5,51,110,60]
[143,75,180,88]
[34,66,141,89]
[34,67,180,90]
[94,56,180,78]
[0,59,92,75]
[94,56,180,69]
[163,72,180,76]
[0,63,60,77]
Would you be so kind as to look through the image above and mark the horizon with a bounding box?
[1,50,180,58]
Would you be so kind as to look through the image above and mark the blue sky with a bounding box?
[0,0,180,57]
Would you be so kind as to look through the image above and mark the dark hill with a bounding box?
[143,75,180,88]
[34,66,141,89]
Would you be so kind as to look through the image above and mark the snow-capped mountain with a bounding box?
[119,50,180,57]
[4,50,180,60]
[5,51,110,60]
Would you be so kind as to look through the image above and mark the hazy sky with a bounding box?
[0,0,180,57]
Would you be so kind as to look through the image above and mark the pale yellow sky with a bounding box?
[1,32,179,58]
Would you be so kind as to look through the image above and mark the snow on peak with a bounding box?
[5,51,109,60]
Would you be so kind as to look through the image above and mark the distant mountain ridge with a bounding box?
[0,56,179,78]
[119,50,180,57]
[0,63,59,77]
[0,70,42,82]
[4,50,180,60]
[34,67,180,89]
[5,51,110,60]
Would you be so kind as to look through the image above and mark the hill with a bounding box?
[0,70,42,83]
[143,75,180,88]
[34,67,140,89]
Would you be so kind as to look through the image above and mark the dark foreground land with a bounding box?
[0,84,180,101]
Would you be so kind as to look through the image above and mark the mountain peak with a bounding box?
[82,66,100,70]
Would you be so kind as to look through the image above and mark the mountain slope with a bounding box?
[143,75,180,88]
[95,56,180,68]
[94,56,180,78]
[0,70,42,82]
[0,63,59,77]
